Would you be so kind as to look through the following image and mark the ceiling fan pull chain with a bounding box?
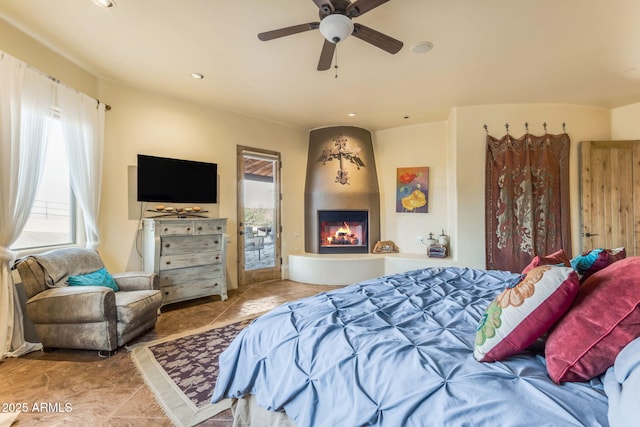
[334,46,339,79]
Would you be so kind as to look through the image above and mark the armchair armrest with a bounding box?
[112,271,158,292]
[26,286,116,324]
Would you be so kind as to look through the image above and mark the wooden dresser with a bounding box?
[142,217,228,306]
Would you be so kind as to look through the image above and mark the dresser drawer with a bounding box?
[160,235,222,255]
[158,220,195,236]
[195,219,226,235]
[159,251,223,270]
[159,264,224,287]
[161,280,225,305]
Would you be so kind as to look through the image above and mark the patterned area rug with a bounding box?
[131,315,257,427]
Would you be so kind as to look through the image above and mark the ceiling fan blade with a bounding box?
[312,0,334,14]
[352,23,403,54]
[317,39,336,71]
[258,22,319,41]
[346,0,389,17]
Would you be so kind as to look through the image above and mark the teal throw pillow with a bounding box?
[570,247,626,282]
[67,267,119,291]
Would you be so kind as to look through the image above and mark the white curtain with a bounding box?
[0,53,54,359]
[58,87,105,249]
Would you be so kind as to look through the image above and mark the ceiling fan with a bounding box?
[257,0,403,71]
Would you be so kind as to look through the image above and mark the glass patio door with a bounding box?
[237,146,281,285]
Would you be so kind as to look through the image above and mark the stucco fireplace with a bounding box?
[304,126,380,254]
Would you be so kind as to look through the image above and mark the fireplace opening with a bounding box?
[318,210,368,254]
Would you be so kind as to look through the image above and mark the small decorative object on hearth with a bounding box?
[373,240,399,253]
[437,229,449,247]
[424,232,437,247]
[428,244,447,258]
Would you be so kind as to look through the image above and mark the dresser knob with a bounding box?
[198,226,203,231]
[165,243,170,248]
[214,240,219,244]
[186,227,191,231]
[166,261,171,265]
[164,228,168,232]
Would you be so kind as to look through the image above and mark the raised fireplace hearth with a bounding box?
[304,126,380,254]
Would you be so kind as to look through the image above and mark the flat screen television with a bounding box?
[137,154,218,203]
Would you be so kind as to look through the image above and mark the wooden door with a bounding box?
[580,140,640,255]
[237,146,282,286]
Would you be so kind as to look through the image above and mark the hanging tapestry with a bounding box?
[485,132,571,272]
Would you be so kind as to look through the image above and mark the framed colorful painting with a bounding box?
[396,167,429,213]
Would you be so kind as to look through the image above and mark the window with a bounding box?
[11,118,76,250]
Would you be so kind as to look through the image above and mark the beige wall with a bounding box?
[1,18,309,289]
[451,104,611,268]
[373,122,450,255]
[372,105,612,269]
[0,18,98,99]
[1,17,624,279]
[611,102,640,139]
[97,80,308,288]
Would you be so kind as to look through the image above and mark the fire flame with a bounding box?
[336,222,351,236]
[327,222,358,244]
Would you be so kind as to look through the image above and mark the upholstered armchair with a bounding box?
[14,247,162,355]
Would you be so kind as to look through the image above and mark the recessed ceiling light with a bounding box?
[412,42,433,54]
[92,0,115,8]
[191,73,204,79]
[348,112,357,117]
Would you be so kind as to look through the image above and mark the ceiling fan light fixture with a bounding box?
[319,14,354,43]
[92,0,115,8]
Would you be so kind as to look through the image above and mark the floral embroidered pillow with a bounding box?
[474,266,580,362]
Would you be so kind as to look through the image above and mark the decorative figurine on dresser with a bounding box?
[142,217,228,306]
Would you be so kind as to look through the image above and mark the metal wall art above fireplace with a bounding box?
[305,126,380,254]
[318,210,368,254]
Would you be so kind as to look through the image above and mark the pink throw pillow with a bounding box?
[521,249,571,274]
[545,256,640,383]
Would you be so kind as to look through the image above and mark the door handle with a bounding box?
[583,232,599,237]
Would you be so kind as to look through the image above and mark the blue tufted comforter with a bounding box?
[211,267,608,426]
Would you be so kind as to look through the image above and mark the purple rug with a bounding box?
[149,317,254,407]
[131,316,256,426]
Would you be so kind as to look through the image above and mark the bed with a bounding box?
[211,260,640,427]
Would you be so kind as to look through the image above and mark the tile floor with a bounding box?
[0,280,339,426]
